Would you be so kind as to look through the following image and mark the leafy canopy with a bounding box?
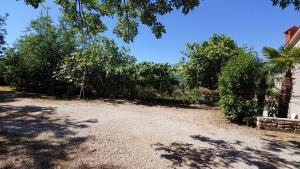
[271,0,300,10]
[182,33,240,89]
[18,0,300,43]
[22,0,200,43]
[0,14,8,55]
[4,14,76,92]
[56,37,136,97]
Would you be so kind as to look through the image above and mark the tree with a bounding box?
[0,14,7,85]
[4,14,76,94]
[0,14,8,55]
[182,34,240,90]
[262,46,300,118]
[56,38,136,98]
[219,51,259,125]
[135,62,178,99]
[16,0,201,43]
[17,0,299,43]
[271,0,300,10]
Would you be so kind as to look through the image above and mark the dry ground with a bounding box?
[0,90,300,169]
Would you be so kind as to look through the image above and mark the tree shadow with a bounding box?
[98,97,218,110]
[261,137,300,155]
[3,89,218,110]
[0,91,17,103]
[74,163,124,169]
[0,93,97,168]
[153,135,300,169]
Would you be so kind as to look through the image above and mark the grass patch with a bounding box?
[0,86,16,92]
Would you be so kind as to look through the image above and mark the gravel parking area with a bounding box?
[0,91,300,169]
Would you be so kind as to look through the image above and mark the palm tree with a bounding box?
[262,46,300,118]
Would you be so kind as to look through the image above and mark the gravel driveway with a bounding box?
[0,91,300,169]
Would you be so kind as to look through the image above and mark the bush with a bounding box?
[198,87,219,105]
[219,52,258,125]
[171,88,198,104]
[266,94,279,117]
[172,87,219,105]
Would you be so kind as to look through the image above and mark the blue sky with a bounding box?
[1,0,300,63]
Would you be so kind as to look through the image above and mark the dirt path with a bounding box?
[0,91,300,169]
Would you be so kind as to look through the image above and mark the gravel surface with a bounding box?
[0,92,300,169]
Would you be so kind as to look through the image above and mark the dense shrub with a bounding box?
[265,88,280,117]
[135,62,178,99]
[173,88,200,104]
[172,87,219,105]
[198,87,219,105]
[219,52,259,125]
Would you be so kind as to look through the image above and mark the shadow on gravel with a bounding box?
[102,98,218,110]
[0,92,96,168]
[75,163,123,169]
[0,91,17,103]
[3,89,218,110]
[261,137,300,155]
[131,99,218,110]
[153,135,300,169]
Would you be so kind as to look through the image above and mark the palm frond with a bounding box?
[262,47,282,59]
[289,48,300,61]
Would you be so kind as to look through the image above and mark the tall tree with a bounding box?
[263,46,300,118]
[0,14,8,55]
[4,14,75,94]
[182,34,240,90]
[56,38,136,98]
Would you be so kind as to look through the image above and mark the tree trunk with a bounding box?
[278,70,293,118]
[50,75,55,96]
[257,76,267,116]
[80,67,86,99]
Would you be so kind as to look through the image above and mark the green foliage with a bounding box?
[23,0,44,8]
[4,15,75,94]
[266,95,279,117]
[182,34,240,90]
[0,13,8,55]
[262,46,300,118]
[1,11,265,116]
[13,0,300,46]
[2,13,181,100]
[173,88,200,104]
[56,50,179,99]
[0,57,6,85]
[135,62,178,99]
[263,46,300,73]
[198,87,220,105]
[56,38,136,97]
[172,87,219,105]
[263,76,280,117]
[219,51,259,125]
[21,0,200,43]
[271,0,300,10]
